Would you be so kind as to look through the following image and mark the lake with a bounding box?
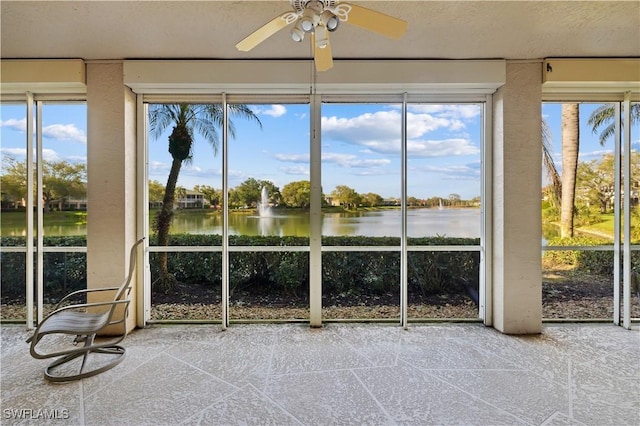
[1,208,481,238]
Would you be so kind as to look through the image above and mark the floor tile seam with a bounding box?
[407,361,571,391]
[349,368,398,426]
[163,351,242,391]
[454,339,577,389]
[539,410,586,426]
[570,355,640,383]
[326,329,379,368]
[243,382,306,426]
[576,391,640,408]
[268,364,398,379]
[569,356,640,383]
[259,332,279,394]
[81,341,179,400]
[459,336,558,371]
[178,384,247,425]
[397,358,536,426]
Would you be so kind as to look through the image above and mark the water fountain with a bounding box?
[257,186,272,217]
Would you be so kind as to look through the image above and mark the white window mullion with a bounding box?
[36,101,44,325]
[613,102,622,325]
[221,93,230,329]
[137,96,150,327]
[400,93,408,329]
[622,94,632,330]
[25,93,35,329]
[481,94,493,325]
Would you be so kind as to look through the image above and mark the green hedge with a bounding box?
[1,236,87,303]
[544,236,640,274]
[1,235,480,303]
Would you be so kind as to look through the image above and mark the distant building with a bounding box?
[176,190,206,209]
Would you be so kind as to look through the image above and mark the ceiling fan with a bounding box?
[235,1,408,72]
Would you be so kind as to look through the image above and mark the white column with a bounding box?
[86,62,138,333]
[492,62,542,334]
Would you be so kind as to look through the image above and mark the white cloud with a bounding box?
[1,118,86,143]
[67,155,87,163]
[322,152,391,168]
[43,124,86,144]
[408,138,480,158]
[0,118,27,132]
[411,162,481,180]
[41,149,61,162]
[274,153,309,163]
[149,161,170,173]
[253,104,287,118]
[280,165,309,176]
[1,147,27,158]
[322,110,402,144]
[321,109,479,155]
[407,104,482,120]
[0,147,61,162]
[579,149,613,160]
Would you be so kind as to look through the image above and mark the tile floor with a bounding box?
[1,323,639,425]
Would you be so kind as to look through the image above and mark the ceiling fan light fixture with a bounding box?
[320,10,339,31]
[300,8,317,32]
[290,22,305,42]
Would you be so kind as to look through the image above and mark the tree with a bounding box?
[149,104,261,289]
[0,157,86,212]
[588,103,640,146]
[406,196,420,207]
[234,178,280,208]
[542,118,561,209]
[193,185,222,208]
[281,180,311,208]
[331,185,360,209]
[0,156,27,204]
[148,180,165,205]
[576,155,615,214]
[576,152,640,215]
[560,103,580,238]
[362,192,384,207]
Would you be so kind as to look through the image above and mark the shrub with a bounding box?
[2,235,481,303]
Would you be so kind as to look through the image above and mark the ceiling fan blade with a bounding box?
[339,3,408,40]
[236,12,296,52]
[313,33,334,72]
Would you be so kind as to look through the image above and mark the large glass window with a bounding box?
[227,102,310,321]
[142,96,487,325]
[1,102,28,320]
[321,102,401,321]
[147,103,225,321]
[406,103,483,320]
[541,102,640,321]
[629,101,640,324]
[1,100,87,323]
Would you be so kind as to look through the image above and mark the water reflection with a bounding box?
[2,208,483,239]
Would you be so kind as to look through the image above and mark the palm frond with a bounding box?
[542,119,561,204]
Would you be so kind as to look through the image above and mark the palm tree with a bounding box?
[560,103,580,238]
[588,103,640,146]
[542,118,561,208]
[149,104,261,290]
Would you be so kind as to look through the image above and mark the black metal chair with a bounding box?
[26,238,144,382]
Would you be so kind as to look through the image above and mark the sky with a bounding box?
[1,101,638,201]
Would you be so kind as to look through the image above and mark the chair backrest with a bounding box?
[114,237,145,302]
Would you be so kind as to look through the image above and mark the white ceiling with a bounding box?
[1,1,639,61]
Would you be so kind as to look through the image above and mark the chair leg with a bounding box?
[44,334,127,383]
